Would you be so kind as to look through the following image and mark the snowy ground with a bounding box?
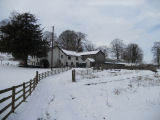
[0,53,51,89]
[4,68,160,120]
[0,65,50,90]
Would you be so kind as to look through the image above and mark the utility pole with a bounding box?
[51,26,54,71]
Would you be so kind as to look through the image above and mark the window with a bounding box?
[71,62,73,66]
[68,56,71,60]
[66,62,68,66]
[61,55,63,58]
[76,57,78,60]
[76,62,79,67]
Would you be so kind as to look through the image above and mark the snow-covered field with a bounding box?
[3,68,160,120]
[0,53,51,90]
[0,65,50,90]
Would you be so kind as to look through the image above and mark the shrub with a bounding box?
[40,59,49,68]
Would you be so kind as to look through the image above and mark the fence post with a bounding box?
[42,73,44,79]
[23,82,26,102]
[33,78,35,90]
[72,69,75,82]
[12,86,15,113]
[30,80,32,95]
[36,71,39,84]
[45,72,47,77]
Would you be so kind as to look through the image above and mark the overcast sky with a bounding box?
[0,0,160,63]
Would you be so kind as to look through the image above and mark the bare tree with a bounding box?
[0,19,9,26]
[152,42,160,65]
[76,32,86,52]
[110,39,125,61]
[124,43,143,63]
[0,19,10,41]
[83,41,96,51]
[43,31,57,46]
[58,30,86,52]
[58,30,77,51]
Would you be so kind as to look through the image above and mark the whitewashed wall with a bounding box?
[28,46,86,67]
[47,47,60,67]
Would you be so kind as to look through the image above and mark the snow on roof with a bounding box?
[61,49,80,57]
[61,48,100,57]
[86,58,95,62]
[78,50,99,56]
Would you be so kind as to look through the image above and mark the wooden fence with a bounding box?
[0,67,70,120]
[75,69,103,76]
[73,69,103,82]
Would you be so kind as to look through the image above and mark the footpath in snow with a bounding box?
[6,69,160,120]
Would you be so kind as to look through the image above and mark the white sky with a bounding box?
[0,0,160,63]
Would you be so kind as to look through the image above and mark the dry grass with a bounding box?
[113,88,121,95]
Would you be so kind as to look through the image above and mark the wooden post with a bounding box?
[39,74,41,81]
[45,72,47,77]
[23,82,26,102]
[38,74,40,81]
[29,80,32,95]
[12,86,15,113]
[36,71,38,84]
[42,73,44,79]
[33,78,35,90]
[47,71,49,77]
[72,69,75,82]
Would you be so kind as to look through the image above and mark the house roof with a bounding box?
[60,47,101,57]
[85,58,95,62]
[61,49,80,57]
[78,50,99,56]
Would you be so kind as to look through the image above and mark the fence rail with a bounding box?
[0,67,70,120]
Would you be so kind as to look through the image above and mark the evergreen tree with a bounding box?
[0,12,49,66]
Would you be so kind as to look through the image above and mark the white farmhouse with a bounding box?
[28,46,105,68]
